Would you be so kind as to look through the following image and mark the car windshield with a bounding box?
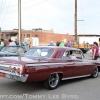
[24,48,54,58]
[1,46,25,53]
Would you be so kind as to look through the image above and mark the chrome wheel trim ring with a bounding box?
[48,73,59,88]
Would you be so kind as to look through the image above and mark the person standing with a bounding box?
[9,40,16,46]
[6,39,12,46]
[49,41,54,46]
[92,42,99,60]
[0,39,5,46]
[14,38,19,45]
[66,41,72,47]
[59,40,65,47]
[56,41,60,46]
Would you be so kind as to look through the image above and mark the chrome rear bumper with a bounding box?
[0,70,28,82]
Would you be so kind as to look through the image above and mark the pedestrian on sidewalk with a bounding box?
[0,39,5,46]
[49,41,54,46]
[92,42,99,60]
[59,40,65,47]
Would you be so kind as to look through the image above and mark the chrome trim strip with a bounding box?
[0,64,18,68]
[62,74,91,80]
[0,63,20,67]
[25,62,90,67]
[0,63,22,72]
[74,62,91,65]
[0,66,9,71]
[25,62,74,66]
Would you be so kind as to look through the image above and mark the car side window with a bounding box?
[62,50,84,59]
[69,50,77,59]
[62,51,69,59]
[17,47,24,53]
[72,50,84,59]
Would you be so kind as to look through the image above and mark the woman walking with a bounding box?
[92,42,99,60]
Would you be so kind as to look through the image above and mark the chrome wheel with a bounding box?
[48,73,59,88]
[91,67,98,78]
[44,73,60,90]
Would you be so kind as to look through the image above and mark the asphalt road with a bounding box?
[0,53,100,100]
[84,53,100,60]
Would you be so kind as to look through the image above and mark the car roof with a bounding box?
[4,46,23,47]
[31,46,81,51]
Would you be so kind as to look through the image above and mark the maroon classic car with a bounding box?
[0,46,100,90]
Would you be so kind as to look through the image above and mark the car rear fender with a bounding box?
[97,66,100,72]
[49,72,63,80]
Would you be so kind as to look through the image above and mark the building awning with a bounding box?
[2,32,18,35]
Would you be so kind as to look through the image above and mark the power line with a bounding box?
[2,0,49,15]
[21,0,63,10]
[1,0,62,10]
[0,0,62,25]
[0,0,3,13]
[1,0,11,27]
[2,0,35,9]
[21,0,49,10]
[0,0,63,28]
[1,0,63,15]
[0,0,7,19]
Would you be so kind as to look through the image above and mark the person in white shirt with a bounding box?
[0,39,4,46]
[69,51,77,59]
[9,40,16,46]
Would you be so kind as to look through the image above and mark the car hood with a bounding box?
[0,51,17,55]
[0,51,24,57]
[0,51,8,54]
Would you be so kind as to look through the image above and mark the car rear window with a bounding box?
[24,48,54,58]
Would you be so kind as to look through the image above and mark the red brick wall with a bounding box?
[0,31,73,45]
[21,31,73,44]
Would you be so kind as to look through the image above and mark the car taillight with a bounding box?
[17,68,21,73]
[9,66,12,70]
[8,64,22,74]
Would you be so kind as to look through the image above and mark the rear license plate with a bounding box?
[0,72,5,77]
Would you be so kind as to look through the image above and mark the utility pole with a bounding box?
[74,0,77,41]
[74,0,84,42]
[18,0,21,46]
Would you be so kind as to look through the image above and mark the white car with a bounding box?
[86,47,100,54]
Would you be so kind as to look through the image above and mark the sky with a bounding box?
[0,0,100,35]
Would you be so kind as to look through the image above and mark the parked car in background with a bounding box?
[0,46,27,57]
[0,46,100,90]
[0,46,4,51]
[86,47,100,55]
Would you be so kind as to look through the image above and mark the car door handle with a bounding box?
[65,63,74,66]
[73,63,78,66]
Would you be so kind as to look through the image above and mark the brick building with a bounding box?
[0,29,73,45]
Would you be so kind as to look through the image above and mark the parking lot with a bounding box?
[84,53,100,60]
[0,53,100,100]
